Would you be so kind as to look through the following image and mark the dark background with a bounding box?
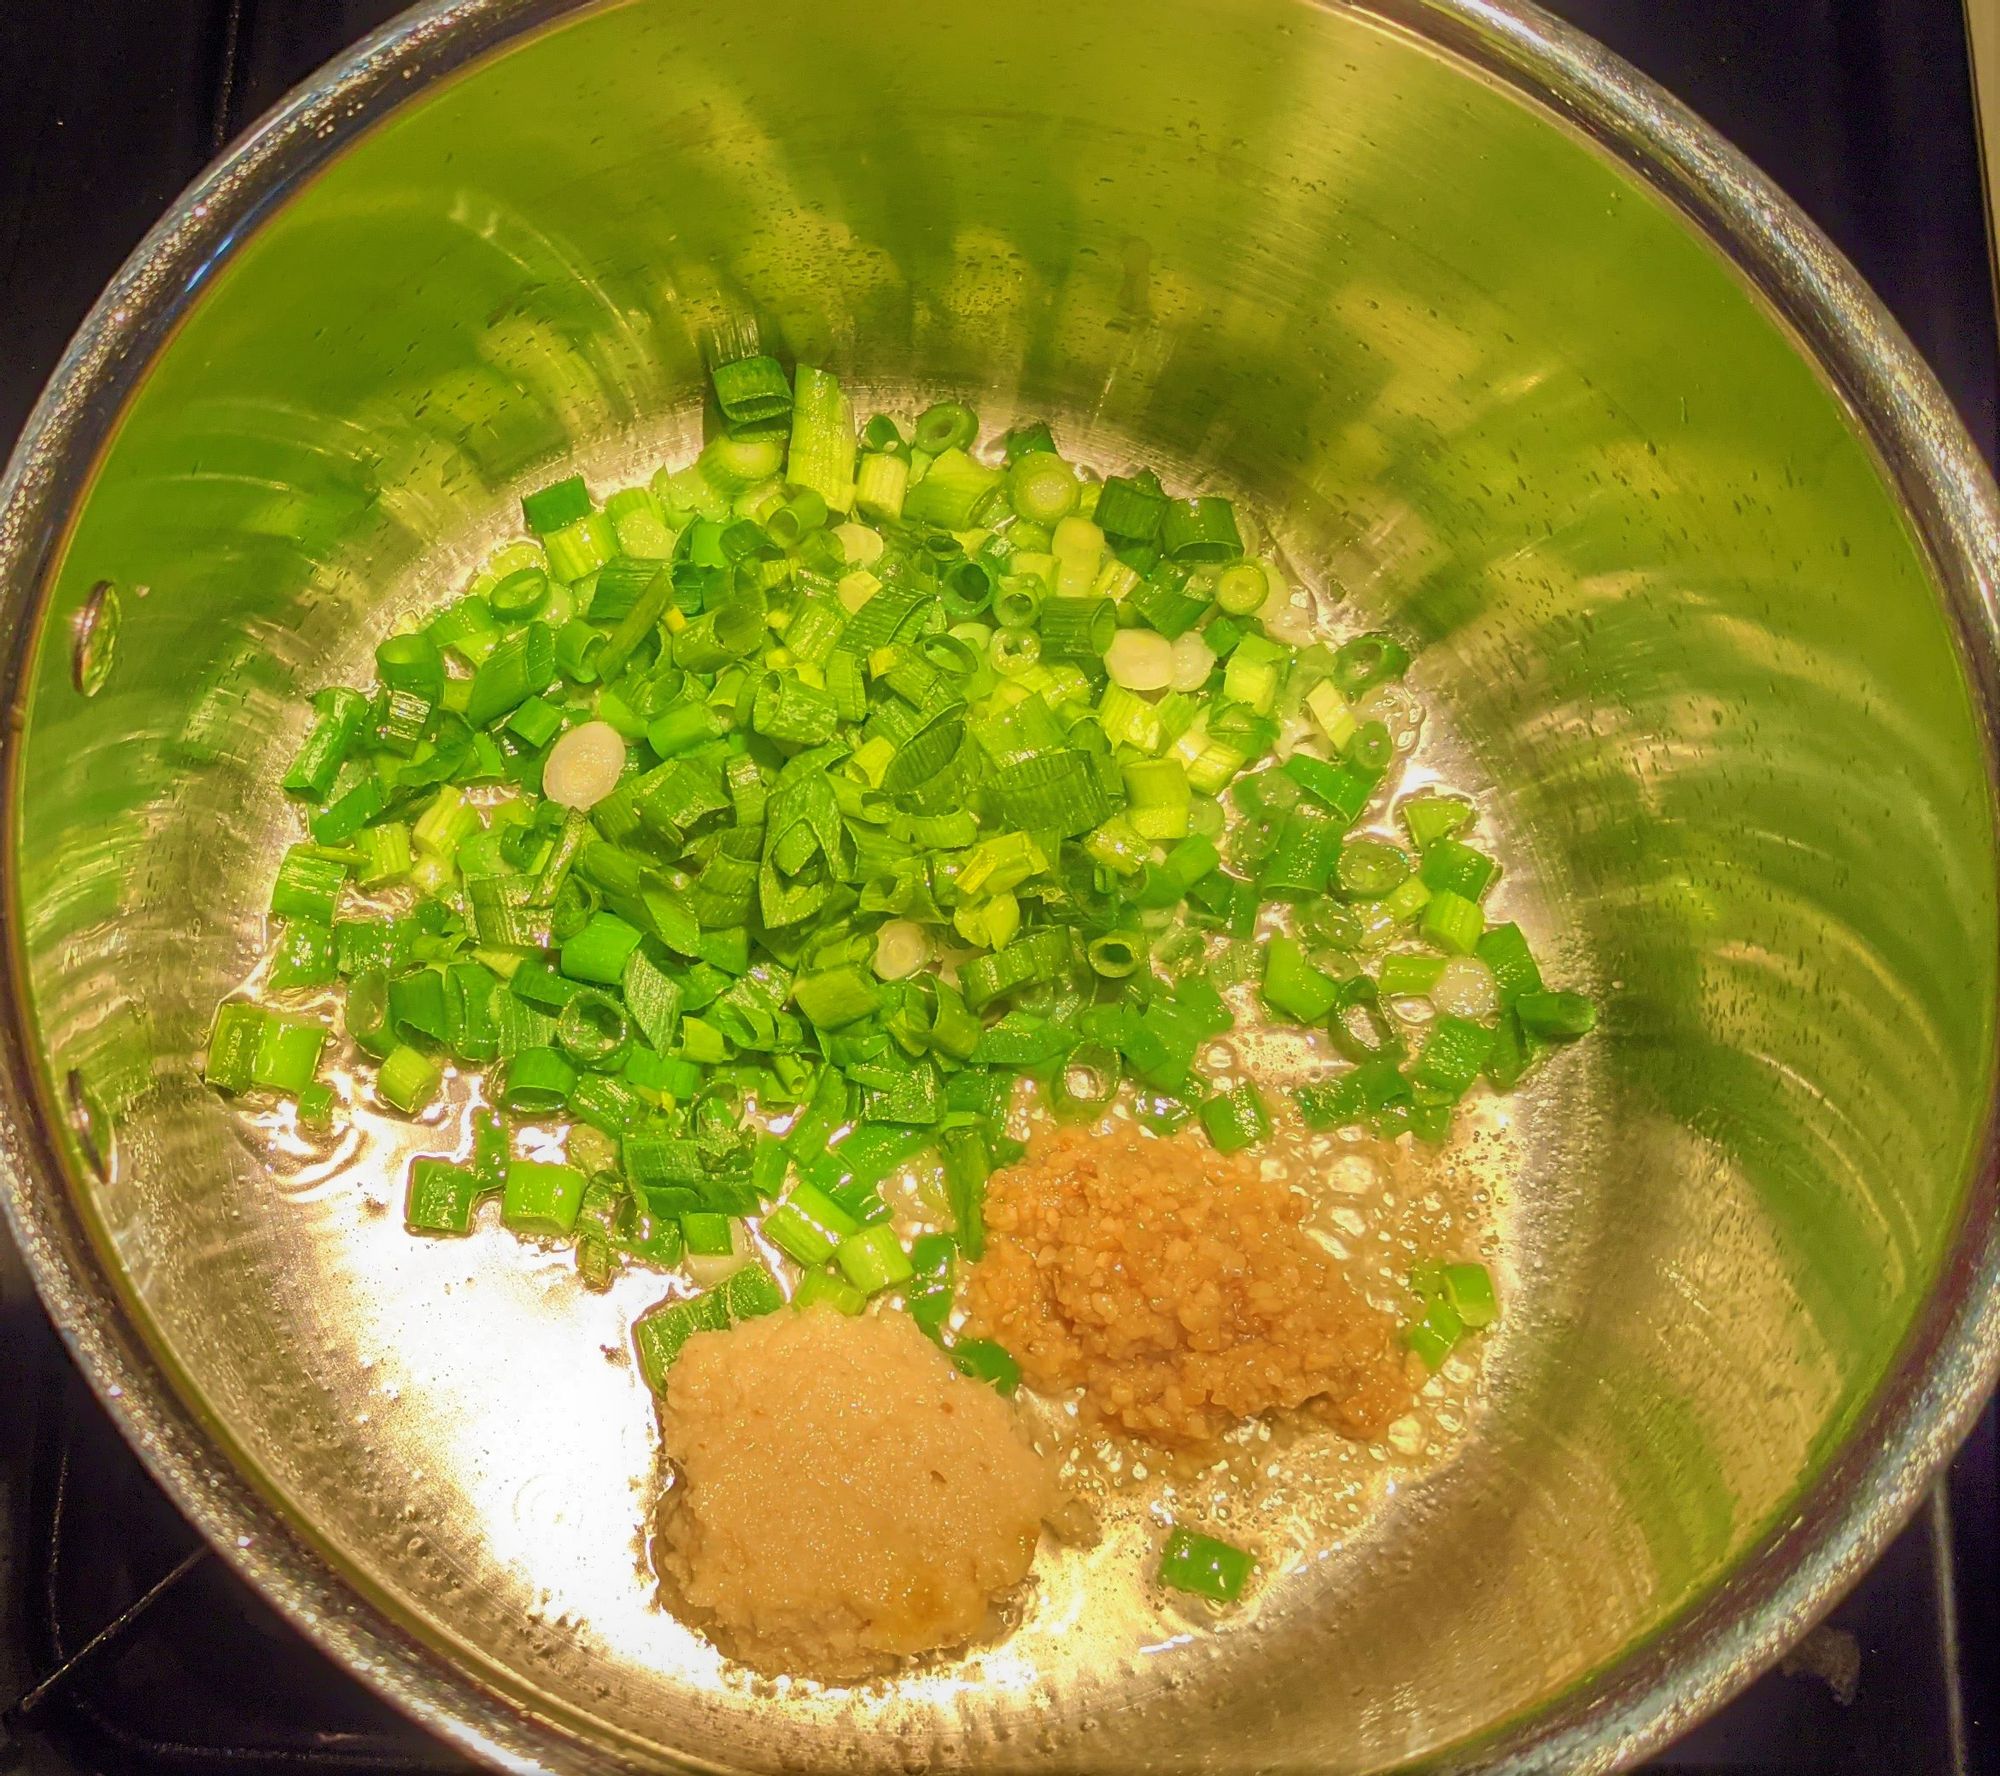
[1,2,1995,1772]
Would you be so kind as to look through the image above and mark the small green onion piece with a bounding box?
[699,431,787,495]
[1337,838,1412,899]
[1515,990,1598,1039]
[507,694,564,750]
[282,688,370,800]
[1199,1082,1271,1154]
[1037,596,1116,667]
[1474,922,1544,1005]
[353,823,411,887]
[1378,953,1448,998]
[1410,1016,1494,1098]
[247,1013,325,1093]
[377,1045,443,1115]
[1400,792,1476,849]
[941,1124,993,1259]
[793,964,883,1029]
[1346,718,1395,776]
[521,474,591,535]
[1008,451,1078,524]
[501,1160,586,1237]
[594,569,675,686]
[722,1264,784,1320]
[949,1337,1021,1394]
[1258,805,1343,900]
[1405,1294,1465,1370]
[1160,495,1242,563]
[854,451,910,521]
[1221,633,1288,716]
[561,911,644,984]
[1380,875,1433,926]
[490,567,551,623]
[1001,420,1055,462]
[1214,562,1269,616]
[913,401,979,453]
[543,511,616,585]
[1051,1044,1121,1119]
[711,354,794,426]
[904,447,1003,528]
[1260,934,1341,1023]
[556,988,631,1071]
[1421,889,1484,956]
[1420,837,1500,900]
[1410,1086,1455,1145]
[633,1290,731,1390]
[343,968,396,1058]
[606,485,676,557]
[834,1223,915,1294]
[501,1046,578,1113]
[1093,472,1168,542]
[1443,1260,1498,1329]
[268,921,337,991]
[763,1181,862,1266]
[1158,1526,1256,1603]
[466,622,557,726]
[405,1158,482,1237]
[990,625,1042,676]
[904,1232,956,1336]
[270,846,348,925]
[203,1003,267,1093]
[1085,932,1145,979]
[1334,632,1412,697]
[554,619,605,683]
[387,969,451,1044]
[788,364,857,513]
[681,1211,734,1256]
[794,1270,868,1315]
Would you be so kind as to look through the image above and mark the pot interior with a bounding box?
[6,0,1995,1769]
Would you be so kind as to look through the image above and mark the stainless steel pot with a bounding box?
[4,1,1998,1769]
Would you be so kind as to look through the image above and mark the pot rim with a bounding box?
[1,2,1996,1770]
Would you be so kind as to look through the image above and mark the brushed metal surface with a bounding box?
[3,0,1999,1770]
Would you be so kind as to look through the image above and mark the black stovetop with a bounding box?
[2,2,1996,1771]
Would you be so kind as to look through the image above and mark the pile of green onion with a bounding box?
[205,355,1594,1417]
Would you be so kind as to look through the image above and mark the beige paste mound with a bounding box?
[656,1304,1054,1679]
[965,1125,1414,1448]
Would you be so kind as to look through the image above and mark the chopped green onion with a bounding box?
[560,911,644,985]
[522,474,591,535]
[406,1158,483,1237]
[502,1160,585,1237]
[834,1223,915,1293]
[949,1338,1021,1394]
[1421,889,1484,956]
[913,400,979,453]
[212,395,1600,1292]
[1158,1526,1256,1602]
[1160,496,1242,563]
[270,846,347,924]
[1516,989,1598,1039]
[1260,935,1341,1023]
[1199,1082,1271,1154]
[282,689,369,800]
[377,1045,443,1115]
[1420,837,1499,901]
[787,365,856,512]
[762,1181,860,1266]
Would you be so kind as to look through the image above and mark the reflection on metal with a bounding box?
[1,0,1998,1772]
[69,580,118,698]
